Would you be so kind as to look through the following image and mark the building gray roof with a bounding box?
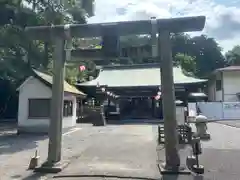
[216,66,240,72]
[33,70,86,96]
[210,66,240,77]
[78,64,206,87]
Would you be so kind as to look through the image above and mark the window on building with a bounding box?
[216,80,222,91]
[28,99,74,118]
[63,100,73,117]
[28,99,51,118]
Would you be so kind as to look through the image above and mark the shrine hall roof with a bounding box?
[78,63,207,87]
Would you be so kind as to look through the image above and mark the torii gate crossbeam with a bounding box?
[26,16,206,174]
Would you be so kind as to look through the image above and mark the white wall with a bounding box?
[18,77,77,133]
[63,94,77,128]
[176,107,185,125]
[197,102,223,119]
[188,102,240,120]
[222,71,240,102]
[208,70,240,102]
[188,103,197,117]
[223,102,240,119]
[216,91,222,101]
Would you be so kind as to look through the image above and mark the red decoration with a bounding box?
[79,65,86,71]
[155,95,160,100]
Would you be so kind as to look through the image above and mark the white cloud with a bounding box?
[88,0,240,53]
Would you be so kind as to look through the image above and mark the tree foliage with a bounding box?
[171,34,227,77]
[120,33,228,78]
[225,45,240,66]
[185,35,226,78]
[174,53,196,76]
[0,0,94,85]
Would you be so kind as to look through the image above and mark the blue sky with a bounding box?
[215,0,239,6]
[88,0,240,53]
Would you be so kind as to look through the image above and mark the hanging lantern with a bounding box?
[79,65,86,71]
[155,95,160,100]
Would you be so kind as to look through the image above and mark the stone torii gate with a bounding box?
[25,16,206,173]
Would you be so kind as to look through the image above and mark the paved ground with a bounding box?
[216,120,240,128]
[191,123,240,180]
[50,123,240,180]
[1,122,240,180]
[0,122,17,135]
[0,123,101,180]
[52,125,160,180]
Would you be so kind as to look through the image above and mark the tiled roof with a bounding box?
[78,64,206,87]
[33,70,86,96]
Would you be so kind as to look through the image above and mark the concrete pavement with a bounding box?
[2,122,240,180]
[49,123,240,180]
[0,124,100,180]
[216,120,240,128]
[52,125,160,180]
[198,123,240,180]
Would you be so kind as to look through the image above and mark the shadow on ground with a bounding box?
[18,172,48,180]
[106,118,162,125]
[0,133,47,155]
[161,174,204,180]
[0,122,17,134]
[0,122,48,155]
[53,174,159,180]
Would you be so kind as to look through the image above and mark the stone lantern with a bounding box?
[195,114,210,140]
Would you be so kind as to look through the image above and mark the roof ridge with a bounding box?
[78,65,206,87]
[102,63,161,70]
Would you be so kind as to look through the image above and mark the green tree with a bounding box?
[225,45,240,66]
[181,35,227,77]
[171,33,191,56]
[174,53,196,76]
[0,0,95,84]
[118,33,227,77]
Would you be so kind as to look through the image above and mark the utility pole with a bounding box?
[159,30,181,171]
